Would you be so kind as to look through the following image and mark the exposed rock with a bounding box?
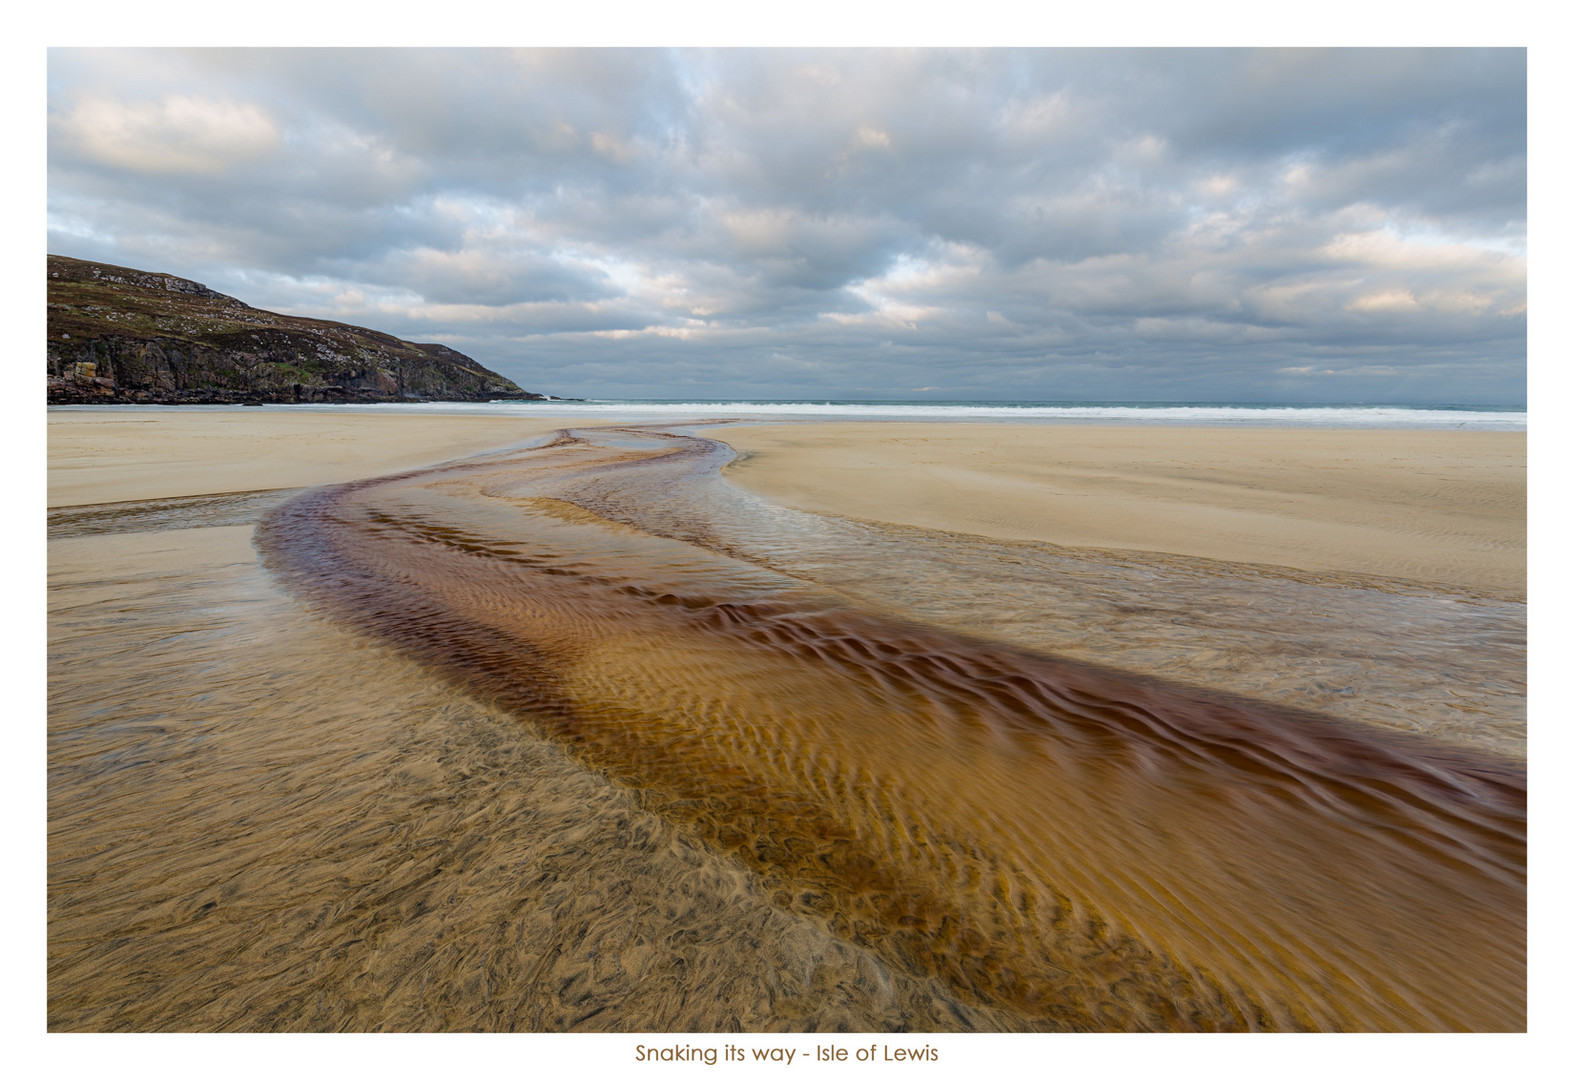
[47,255,546,405]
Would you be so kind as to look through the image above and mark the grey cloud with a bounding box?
[47,47,1526,403]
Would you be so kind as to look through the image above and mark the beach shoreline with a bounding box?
[49,410,1526,602]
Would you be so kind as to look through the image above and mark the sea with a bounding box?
[514,399,1529,429]
[50,399,1527,429]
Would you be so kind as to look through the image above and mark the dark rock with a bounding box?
[46,255,548,405]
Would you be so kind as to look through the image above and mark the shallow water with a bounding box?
[48,425,1525,1031]
[49,526,1009,1032]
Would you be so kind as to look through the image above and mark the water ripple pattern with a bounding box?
[250,427,1525,1031]
[51,519,996,1031]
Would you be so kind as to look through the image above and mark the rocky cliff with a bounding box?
[47,255,545,404]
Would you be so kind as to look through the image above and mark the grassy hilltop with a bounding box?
[47,255,543,404]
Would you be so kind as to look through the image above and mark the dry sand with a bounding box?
[47,409,574,507]
[720,422,1526,599]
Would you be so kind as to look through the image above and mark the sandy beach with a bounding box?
[720,423,1526,600]
[47,409,574,507]
[50,412,1527,602]
[47,409,1526,1032]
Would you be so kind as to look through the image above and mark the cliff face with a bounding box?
[47,255,544,404]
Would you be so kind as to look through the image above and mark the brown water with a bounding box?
[48,425,1525,1031]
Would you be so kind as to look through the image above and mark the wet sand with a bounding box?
[47,410,1526,1033]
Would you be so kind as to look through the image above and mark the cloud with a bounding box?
[45,47,1527,403]
[53,94,279,174]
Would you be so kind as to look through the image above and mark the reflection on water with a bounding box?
[49,426,1525,1032]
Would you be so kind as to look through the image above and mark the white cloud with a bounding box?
[1346,289,1422,313]
[1321,229,1524,274]
[853,125,891,150]
[54,94,279,174]
[589,131,637,164]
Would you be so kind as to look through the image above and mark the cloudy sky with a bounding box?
[46,48,1526,403]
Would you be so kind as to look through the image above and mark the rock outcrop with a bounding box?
[47,255,545,405]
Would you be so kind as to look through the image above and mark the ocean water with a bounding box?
[51,399,1527,430]
[46,412,1525,1032]
[541,400,1529,429]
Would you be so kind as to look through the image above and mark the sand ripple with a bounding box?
[240,427,1525,1031]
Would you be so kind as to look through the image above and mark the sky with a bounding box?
[46,47,1527,403]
